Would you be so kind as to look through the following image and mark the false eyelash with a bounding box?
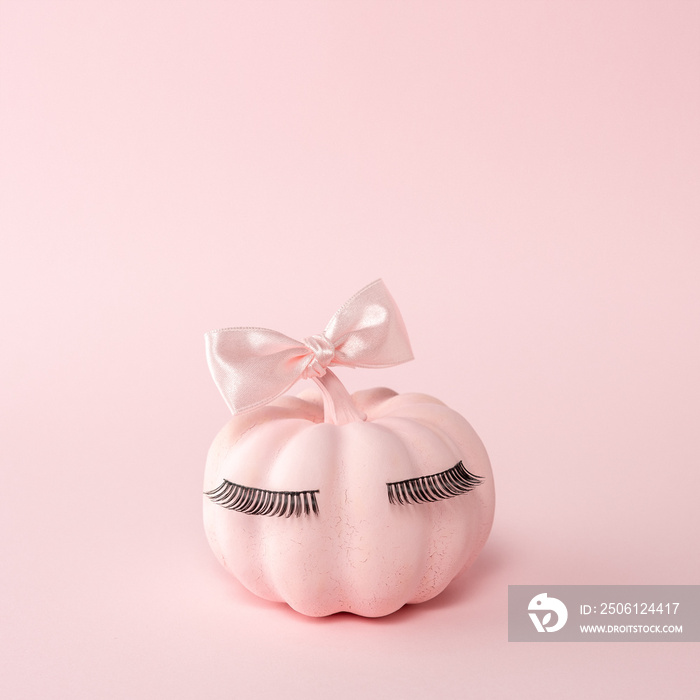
[204,480,319,517]
[386,460,483,506]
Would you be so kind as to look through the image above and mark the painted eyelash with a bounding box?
[204,480,319,517]
[386,460,483,506]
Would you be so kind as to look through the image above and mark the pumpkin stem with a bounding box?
[312,369,366,425]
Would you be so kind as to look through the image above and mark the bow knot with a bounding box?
[302,334,335,379]
[205,279,413,415]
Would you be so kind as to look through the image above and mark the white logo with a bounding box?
[528,593,568,632]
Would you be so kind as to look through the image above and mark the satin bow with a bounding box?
[205,279,414,414]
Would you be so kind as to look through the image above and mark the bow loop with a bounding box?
[205,279,413,415]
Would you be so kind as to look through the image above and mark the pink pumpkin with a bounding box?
[203,281,494,617]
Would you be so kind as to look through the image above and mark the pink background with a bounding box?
[2,1,699,697]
